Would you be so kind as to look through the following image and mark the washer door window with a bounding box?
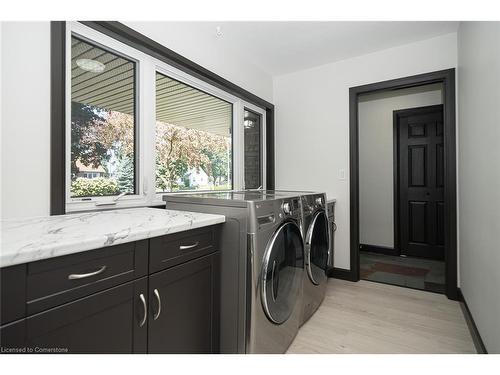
[305,210,329,285]
[261,221,304,324]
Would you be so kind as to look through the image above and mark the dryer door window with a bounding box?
[305,210,329,285]
[261,221,304,324]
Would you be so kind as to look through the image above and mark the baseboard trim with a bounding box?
[360,244,399,256]
[458,288,488,354]
[328,267,357,282]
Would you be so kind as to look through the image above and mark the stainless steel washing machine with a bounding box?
[163,191,304,353]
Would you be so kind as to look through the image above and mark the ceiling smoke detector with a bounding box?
[76,58,106,73]
[215,26,223,38]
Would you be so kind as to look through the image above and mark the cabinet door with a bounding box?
[0,264,26,325]
[23,278,148,353]
[148,253,220,354]
[0,319,26,351]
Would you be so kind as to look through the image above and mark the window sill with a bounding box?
[65,198,165,214]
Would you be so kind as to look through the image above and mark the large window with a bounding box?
[155,73,233,192]
[70,36,137,198]
[65,22,267,212]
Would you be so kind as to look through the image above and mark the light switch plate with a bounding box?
[339,169,346,180]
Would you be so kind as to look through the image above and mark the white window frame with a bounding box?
[152,62,240,204]
[65,22,267,213]
[66,22,150,212]
[241,102,267,190]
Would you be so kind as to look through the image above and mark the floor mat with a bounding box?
[360,251,445,293]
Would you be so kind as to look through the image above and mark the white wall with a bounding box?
[0,22,274,220]
[273,33,457,270]
[1,22,51,219]
[457,22,500,353]
[358,84,443,248]
[123,22,273,103]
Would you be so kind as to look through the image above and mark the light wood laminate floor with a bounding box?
[287,279,476,354]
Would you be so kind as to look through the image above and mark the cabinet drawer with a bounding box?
[26,240,148,315]
[149,226,218,273]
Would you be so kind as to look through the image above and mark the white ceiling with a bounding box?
[159,21,459,76]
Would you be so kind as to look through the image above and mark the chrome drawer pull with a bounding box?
[68,265,106,280]
[179,241,199,250]
[139,293,147,327]
[153,289,161,320]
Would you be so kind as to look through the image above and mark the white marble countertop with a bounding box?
[0,208,225,268]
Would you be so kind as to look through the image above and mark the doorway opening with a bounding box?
[349,69,457,300]
[358,86,445,293]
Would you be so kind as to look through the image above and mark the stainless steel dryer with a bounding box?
[163,191,304,353]
[300,192,329,325]
[326,199,337,272]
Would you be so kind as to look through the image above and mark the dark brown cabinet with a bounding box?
[0,225,221,354]
[148,253,220,353]
[1,278,148,353]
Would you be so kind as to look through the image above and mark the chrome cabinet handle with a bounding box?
[332,222,337,231]
[153,289,161,320]
[139,293,147,327]
[179,241,199,250]
[68,265,106,280]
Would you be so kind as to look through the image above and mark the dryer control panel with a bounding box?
[282,198,300,216]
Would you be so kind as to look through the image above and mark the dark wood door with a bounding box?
[148,253,220,354]
[396,105,445,260]
[7,278,148,353]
